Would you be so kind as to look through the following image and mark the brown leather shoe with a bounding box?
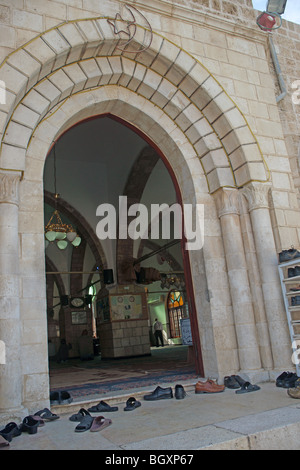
[195,379,225,394]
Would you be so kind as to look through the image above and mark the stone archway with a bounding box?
[0,18,290,420]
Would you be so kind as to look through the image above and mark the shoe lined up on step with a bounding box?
[276,371,299,389]
[143,384,187,401]
[195,379,225,394]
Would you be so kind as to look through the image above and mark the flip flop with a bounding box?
[34,408,60,421]
[69,408,91,422]
[90,416,112,432]
[124,397,141,411]
[235,382,261,394]
[88,401,118,413]
[74,414,94,432]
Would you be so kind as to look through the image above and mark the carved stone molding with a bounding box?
[0,170,22,206]
[214,188,240,218]
[241,182,271,212]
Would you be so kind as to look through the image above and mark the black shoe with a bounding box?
[175,384,186,399]
[144,386,173,401]
[21,416,39,435]
[0,422,21,442]
[283,373,298,388]
[224,376,240,389]
[276,372,298,388]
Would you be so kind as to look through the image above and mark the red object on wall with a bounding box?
[256,12,277,31]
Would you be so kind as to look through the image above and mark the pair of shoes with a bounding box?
[50,390,73,405]
[288,267,300,278]
[69,408,96,432]
[143,386,173,401]
[88,400,118,413]
[224,375,241,389]
[291,296,300,306]
[276,371,298,388]
[0,422,22,442]
[124,397,141,411]
[279,247,300,263]
[195,379,225,394]
[225,375,260,394]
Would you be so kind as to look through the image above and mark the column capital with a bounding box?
[214,187,240,218]
[0,170,22,206]
[241,182,271,212]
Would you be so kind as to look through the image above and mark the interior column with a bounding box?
[0,169,25,420]
[215,188,262,373]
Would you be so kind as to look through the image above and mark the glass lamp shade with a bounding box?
[57,240,68,250]
[66,231,77,242]
[72,236,81,247]
[55,231,67,240]
[45,231,57,242]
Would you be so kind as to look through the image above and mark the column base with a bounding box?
[0,405,28,427]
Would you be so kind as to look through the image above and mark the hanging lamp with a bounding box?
[45,144,81,250]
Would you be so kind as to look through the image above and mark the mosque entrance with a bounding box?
[44,115,202,397]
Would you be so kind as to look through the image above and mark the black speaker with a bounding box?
[60,295,69,306]
[103,269,114,285]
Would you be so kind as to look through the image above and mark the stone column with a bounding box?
[214,188,262,373]
[242,183,291,371]
[0,170,25,421]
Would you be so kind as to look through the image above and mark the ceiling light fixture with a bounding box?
[44,144,81,250]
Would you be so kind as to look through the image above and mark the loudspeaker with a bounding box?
[103,269,114,285]
[60,295,69,306]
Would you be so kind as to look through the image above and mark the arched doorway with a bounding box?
[43,113,203,392]
[0,17,288,420]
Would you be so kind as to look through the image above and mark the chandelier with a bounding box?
[44,145,81,250]
[160,273,185,290]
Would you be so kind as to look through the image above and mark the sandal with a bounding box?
[21,416,39,434]
[69,408,91,422]
[235,382,261,394]
[34,408,60,421]
[0,422,22,442]
[90,416,112,432]
[74,414,94,432]
[124,397,141,411]
[88,401,118,413]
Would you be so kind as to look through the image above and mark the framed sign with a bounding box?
[71,311,87,325]
[180,318,193,345]
[110,294,144,321]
